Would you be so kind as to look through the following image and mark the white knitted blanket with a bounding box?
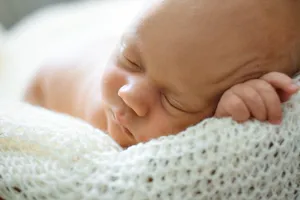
[1,1,300,199]
[1,85,300,200]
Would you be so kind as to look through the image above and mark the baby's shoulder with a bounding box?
[42,35,118,72]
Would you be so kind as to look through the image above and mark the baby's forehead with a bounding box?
[135,0,298,43]
[133,1,296,61]
[122,0,300,91]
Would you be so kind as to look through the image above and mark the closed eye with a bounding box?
[118,53,142,72]
[162,93,211,115]
[162,94,187,114]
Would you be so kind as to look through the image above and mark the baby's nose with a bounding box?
[118,82,153,117]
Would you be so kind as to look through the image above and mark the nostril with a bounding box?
[114,108,129,124]
[120,99,147,117]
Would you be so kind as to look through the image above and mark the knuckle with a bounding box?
[246,79,267,87]
[251,81,273,94]
[245,78,262,85]
[262,71,279,78]
[255,111,267,121]
[245,89,260,102]
[262,72,292,85]
[229,84,241,92]
[229,101,248,116]
[230,96,244,109]
[236,84,262,103]
[266,101,282,120]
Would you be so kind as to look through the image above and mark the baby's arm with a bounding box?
[215,72,299,124]
[24,63,90,118]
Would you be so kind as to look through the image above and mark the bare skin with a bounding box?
[215,72,299,124]
[25,0,300,148]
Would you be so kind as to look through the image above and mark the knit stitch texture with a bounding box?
[1,85,300,200]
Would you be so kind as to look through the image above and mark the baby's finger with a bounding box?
[231,84,267,121]
[277,89,292,102]
[260,72,299,94]
[246,80,282,124]
[215,90,250,122]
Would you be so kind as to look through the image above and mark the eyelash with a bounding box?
[118,53,185,113]
[162,94,185,113]
[120,54,141,72]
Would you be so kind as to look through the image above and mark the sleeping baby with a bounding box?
[24,0,300,147]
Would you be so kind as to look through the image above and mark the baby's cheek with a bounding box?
[180,109,215,127]
[135,120,172,142]
[101,67,125,98]
[136,135,151,143]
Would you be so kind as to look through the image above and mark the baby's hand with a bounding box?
[214,72,299,124]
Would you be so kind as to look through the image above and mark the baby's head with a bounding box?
[100,0,300,147]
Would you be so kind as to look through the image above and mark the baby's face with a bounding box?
[100,0,299,147]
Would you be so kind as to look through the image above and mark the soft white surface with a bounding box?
[1,1,300,199]
[0,88,300,199]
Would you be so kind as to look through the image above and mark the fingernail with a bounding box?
[269,119,282,125]
[289,84,299,91]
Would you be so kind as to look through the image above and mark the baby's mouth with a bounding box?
[120,125,134,139]
[110,109,134,139]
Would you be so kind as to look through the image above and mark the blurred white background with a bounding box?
[0,0,144,101]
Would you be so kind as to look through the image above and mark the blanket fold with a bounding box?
[0,92,300,200]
